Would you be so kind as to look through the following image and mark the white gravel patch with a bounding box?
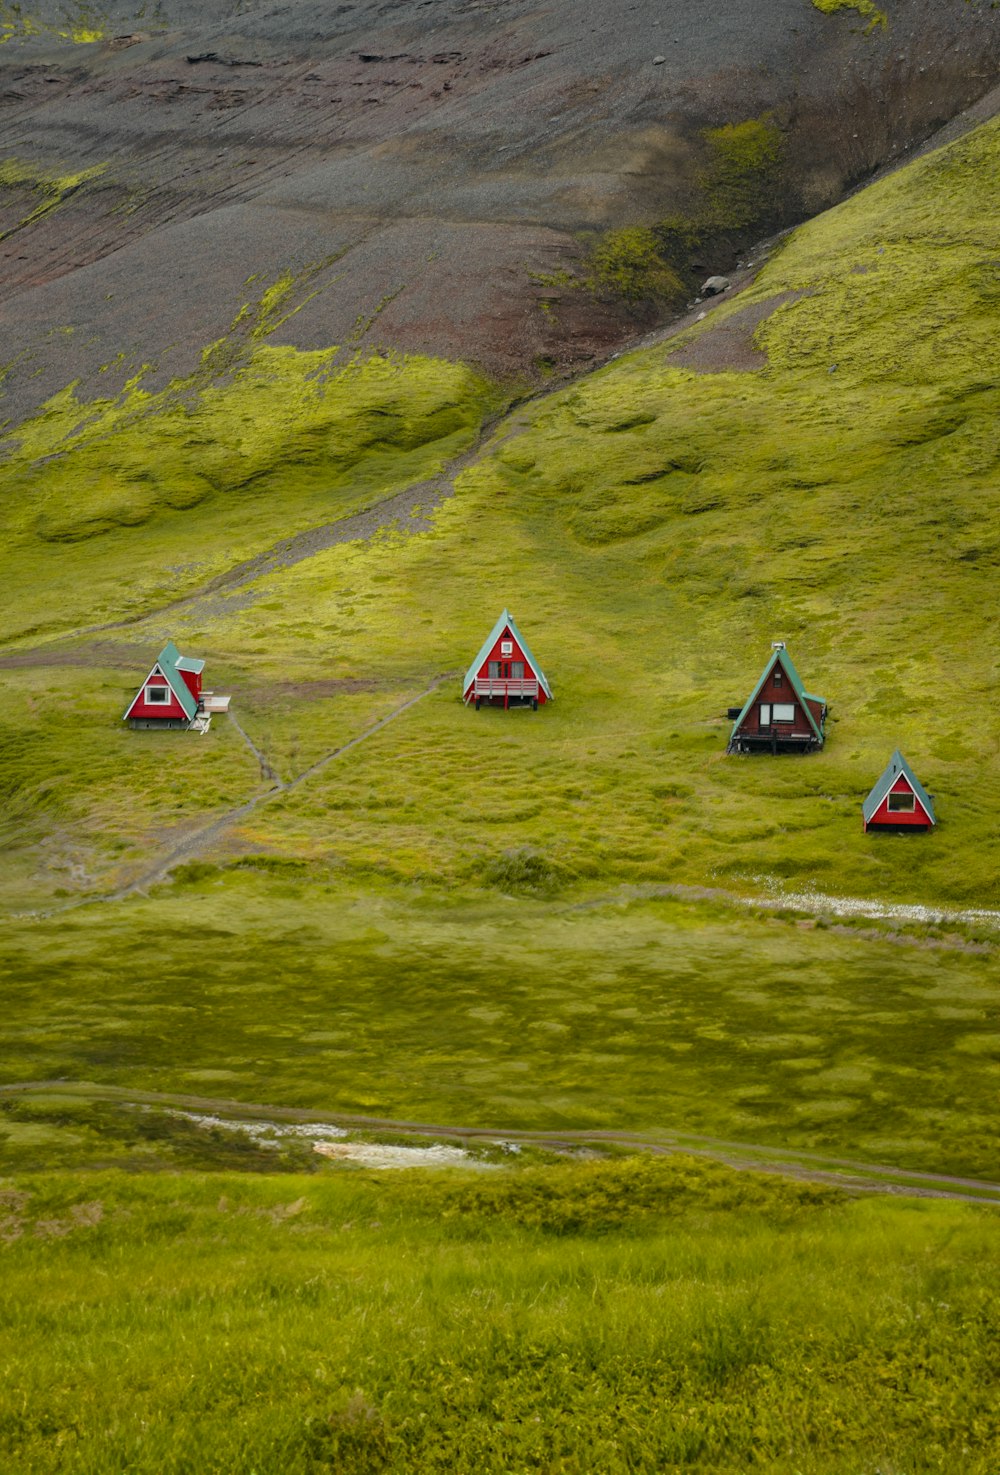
[314,1141,493,1170]
[168,1110,494,1169]
[737,881,1000,930]
[170,1111,348,1147]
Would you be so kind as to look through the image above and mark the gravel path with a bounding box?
[566,881,1000,949]
[3,1079,998,1206]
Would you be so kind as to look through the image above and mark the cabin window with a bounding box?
[512,662,524,680]
[759,704,771,726]
[887,791,916,813]
[146,685,170,704]
[773,670,783,686]
[500,640,513,657]
[488,662,500,679]
[773,703,796,723]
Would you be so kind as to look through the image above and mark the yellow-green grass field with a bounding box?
[1,1160,998,1475]
[1,877,998,1178]
[1,101,999,1181]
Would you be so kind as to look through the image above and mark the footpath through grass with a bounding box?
[1,1158,998,1475]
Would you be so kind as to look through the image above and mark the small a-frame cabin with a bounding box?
[863,751,936,832]
[728,642,827,754]
[123,640,229,731]
[463,609,552,710]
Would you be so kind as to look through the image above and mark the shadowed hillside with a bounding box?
[0,0,998,425]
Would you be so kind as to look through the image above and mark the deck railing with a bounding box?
[470,677,539,701]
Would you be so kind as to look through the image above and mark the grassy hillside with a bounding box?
[2,879,998,1177]
[1,106,999,1177]
[1,66,1000,1475]
[1,1159,998,1474]
[3,111,1000,910]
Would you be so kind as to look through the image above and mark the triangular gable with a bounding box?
[122,644,198,721]
[730,646,826,744]
[463,609,553,700]
[863,750,936,825]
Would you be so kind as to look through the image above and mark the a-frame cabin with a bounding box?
[463,609,552,710]
[728,642,827,754]
[123,641,204,729]
[863,751,936,832]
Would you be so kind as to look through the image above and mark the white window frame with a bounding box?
[887,790,916,814]
[759,703,771,726]
[772,703,796,723]
[500,640,513,657]
[145,685,171,705]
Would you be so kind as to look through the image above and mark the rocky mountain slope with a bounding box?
[1,0,998,426]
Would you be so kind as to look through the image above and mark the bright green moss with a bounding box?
[0,157,105,239]
[588,226,686,305]
[0,268,501,639]
[0,2,109,43]
[699,115,786,231]
[812,0,889,33]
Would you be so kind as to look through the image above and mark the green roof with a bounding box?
[729,645,826,744]
[463,609,552,699]
[863,750,936,825]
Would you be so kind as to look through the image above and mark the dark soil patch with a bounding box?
[0,639,150,670]
[666,290,809,373]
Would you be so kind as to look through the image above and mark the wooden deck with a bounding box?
[468,677,539,705]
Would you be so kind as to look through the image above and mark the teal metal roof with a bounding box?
[863,750,936,825]
[729,645,826,744]
[175,655,205,675]
[463,609,553,700]
[156,642,198,719]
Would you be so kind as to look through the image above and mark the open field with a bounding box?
[2,1159,999,1475]
[2,880,998,1180]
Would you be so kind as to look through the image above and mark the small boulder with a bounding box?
[652,55,666,65]
[701,275,730,296]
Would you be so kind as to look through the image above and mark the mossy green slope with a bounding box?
[4,114,1000,910]
[118,109,1000,910]
[2,105,1000,1178]
[1,1163,998,1475]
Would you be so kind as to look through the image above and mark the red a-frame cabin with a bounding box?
[463,609,552,710]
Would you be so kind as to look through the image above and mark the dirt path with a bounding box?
[226,709,284,786]
[0,406,532,656]
[8,675,455,919]
[3,1079,999,1207]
